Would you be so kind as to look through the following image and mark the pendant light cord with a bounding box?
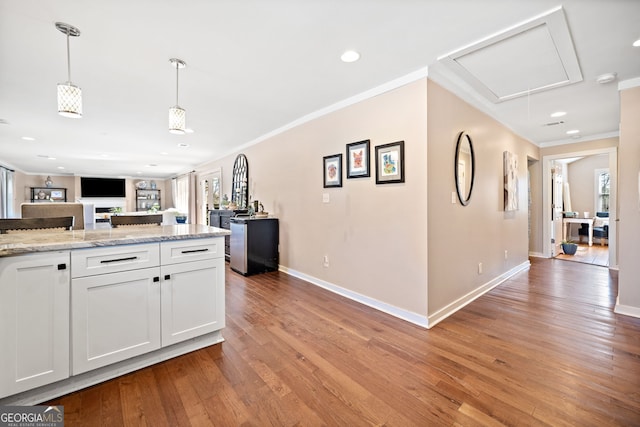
[175,64,180,106]
[66,31,72,84]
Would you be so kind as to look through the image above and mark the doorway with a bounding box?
[196,168,221,225]
[542,147,617,268]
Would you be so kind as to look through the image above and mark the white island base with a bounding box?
[1,331,223,406]
[0,225,229,405]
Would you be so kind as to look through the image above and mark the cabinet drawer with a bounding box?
[161,237,223,265]
[71,243,160,278]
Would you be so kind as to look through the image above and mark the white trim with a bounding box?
[618,77,640,91]
[538,131,619,148]
[198,67,430,166]
[528,251,547,258]
[278,265,429,328]
[427,261,531,328]
[614,298,640,318]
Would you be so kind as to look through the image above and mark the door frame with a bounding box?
[542,146,617,267]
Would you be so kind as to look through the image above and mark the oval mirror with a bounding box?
[454,131,475,206]
[231,154,249,209]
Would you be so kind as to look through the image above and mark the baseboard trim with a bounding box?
[427,260,531,328]
[279,266,429,328]
[614,298,640,318]
[528,251,547,258]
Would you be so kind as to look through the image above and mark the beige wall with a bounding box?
[617,85,640,314]
[199,79,430,318]
[426,80,539,316]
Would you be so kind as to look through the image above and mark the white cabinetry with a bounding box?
[71,244,161,374]
[70,238,224,374]
[0,252,70,398]
[160,238,225,346]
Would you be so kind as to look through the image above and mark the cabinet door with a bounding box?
[161,258,225,346]
[0,252,70,398]
[72,267,161,374]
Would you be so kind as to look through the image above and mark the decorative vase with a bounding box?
[175,216,187,224]
[45,176,53,188]
[561,243,578,255]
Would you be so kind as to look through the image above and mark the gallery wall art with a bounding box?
[504,150,518,211]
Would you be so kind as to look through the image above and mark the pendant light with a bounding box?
[55,22,82,118]
[169,58,187,134]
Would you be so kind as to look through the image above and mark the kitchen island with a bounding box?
[0,224,230,405]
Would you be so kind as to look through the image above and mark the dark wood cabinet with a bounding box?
[30,187,67,202]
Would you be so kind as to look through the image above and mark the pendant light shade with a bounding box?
[55,22,82,118]
[169,58,187,134]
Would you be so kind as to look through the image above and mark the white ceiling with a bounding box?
[1,0,638,179]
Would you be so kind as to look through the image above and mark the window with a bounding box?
[595,169,610,213]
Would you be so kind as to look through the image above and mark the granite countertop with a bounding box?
[0,224,231,257]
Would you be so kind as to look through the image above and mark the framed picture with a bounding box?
[503,150,519,211]
[346,139,370,178]
[375,141,405,184]
[50,190,63,199]
[323,153,343,188]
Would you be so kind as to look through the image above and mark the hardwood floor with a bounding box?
[556,242,609,266]
[47,258,640,426]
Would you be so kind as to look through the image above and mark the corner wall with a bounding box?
[616,84,640,317]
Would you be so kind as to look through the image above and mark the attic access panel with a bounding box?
[438,6,582,103]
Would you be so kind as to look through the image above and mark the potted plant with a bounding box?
[561,240,578,255]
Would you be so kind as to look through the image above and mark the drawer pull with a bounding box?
[181,248,209,254]
[164,274,171,280]
[100,256,138,264]
[57,263,67,270]
[153,276,160,282]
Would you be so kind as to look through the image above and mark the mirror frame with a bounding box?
[231,154,249,209]
[454,131,475,206]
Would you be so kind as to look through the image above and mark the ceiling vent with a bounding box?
[437,6,582,103]
[543,120,565,127]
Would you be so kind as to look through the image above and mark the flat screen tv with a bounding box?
[81,177,126,198]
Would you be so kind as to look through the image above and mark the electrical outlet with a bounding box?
[478,262,483,274]
[323,255,329,267]
[322,193,330,203]
[452,192,457,204]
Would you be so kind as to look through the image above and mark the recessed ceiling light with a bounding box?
[21,136,36,141]
[550,111,566,118]
[57,166,65,169]
[566,129,580,135]
[633,38,640,47]
[177,143,190,148]
[340,50,360,63]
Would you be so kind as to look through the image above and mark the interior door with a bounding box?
[551,164,564,256]
[197,169,221,226]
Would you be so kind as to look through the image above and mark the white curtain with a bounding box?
[0,166,15,218]
[172,171,196,223]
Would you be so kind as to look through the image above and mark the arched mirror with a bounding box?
[231,154,249,209]
[454,131,475,206]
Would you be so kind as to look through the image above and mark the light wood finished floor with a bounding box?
[556,242,609,266]
[47,258,640,426]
